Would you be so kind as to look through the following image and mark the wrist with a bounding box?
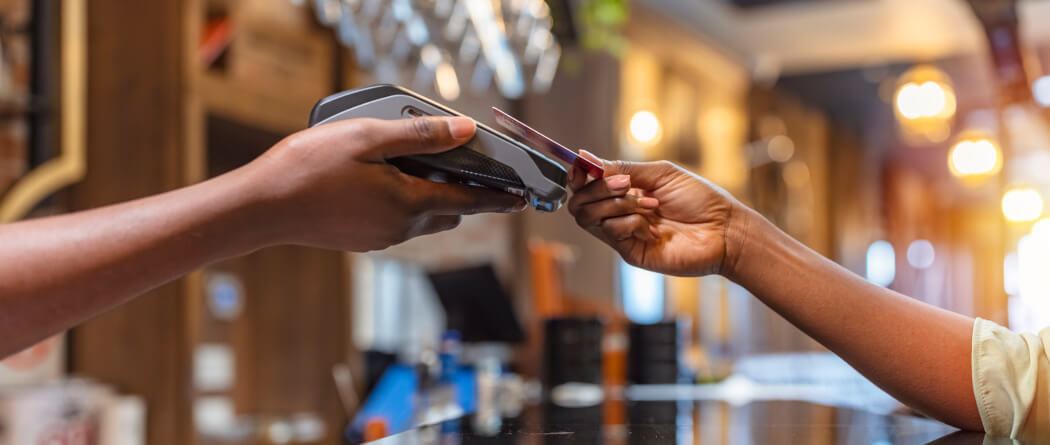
[208,162,291,255]
[720,200,755,281]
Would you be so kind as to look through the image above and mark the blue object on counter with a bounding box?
[346,363,477,442]
[439,330,462,383]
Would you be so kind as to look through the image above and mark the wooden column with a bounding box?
[68,1,194,445]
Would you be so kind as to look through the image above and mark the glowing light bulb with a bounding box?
[1003,188,1045,222]
[629,110,661,145]
[948,137,1001,178]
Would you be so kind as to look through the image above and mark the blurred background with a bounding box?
[1,0,1049,444]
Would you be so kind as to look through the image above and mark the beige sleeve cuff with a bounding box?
[972,317,1050,440]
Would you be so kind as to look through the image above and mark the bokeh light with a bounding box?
[893,65,957,144]
[435,63,461,101]
[866,241,896,286]
[628,110,661,145]
[894,66,956,121]
[621,260,664,324]
[1002,188,1045,222]
[1034,76,1050,108]
[767,135,795,162]
[948,136,1001,178]
[906,240,936,269]
[895,81,953,120]
[1033,218,1050,238]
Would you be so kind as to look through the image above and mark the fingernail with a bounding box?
[567,166,576,183]
[638,197,659,209]
[649,225,659,238]
[514,199,528,212]
[447,117,476,139]
[606,175,630,191]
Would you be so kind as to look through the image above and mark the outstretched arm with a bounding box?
[0,116,524,358]
[726,199,980,430]
[566,156,982,431]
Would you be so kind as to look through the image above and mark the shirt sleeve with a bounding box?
[972,317,1050,440]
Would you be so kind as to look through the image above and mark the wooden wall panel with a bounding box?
[219,246,349,444]
[68,2,191,445]
[203,114,352,444]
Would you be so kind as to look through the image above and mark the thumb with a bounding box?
[359,116,477,161]
[581,150,678,190]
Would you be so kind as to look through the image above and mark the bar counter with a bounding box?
[361,399,1015,445]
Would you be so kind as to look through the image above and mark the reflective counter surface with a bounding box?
[363,400,1023,445]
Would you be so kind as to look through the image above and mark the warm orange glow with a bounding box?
[1033,218,1050,237]
[435,63,461,101]
[1003,188,1045,223]
[894,65,956,144]
[896,81,954,120]
[894,66,956,121]
[628,110,661,146]
[948,135,1001,179]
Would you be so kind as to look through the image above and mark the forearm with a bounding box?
[0,165,274,358]
[725,205,982,431]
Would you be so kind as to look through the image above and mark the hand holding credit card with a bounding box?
[492,107,604,179]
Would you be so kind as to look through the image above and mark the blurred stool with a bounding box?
[543,317,603,386]
[627,321,685,384]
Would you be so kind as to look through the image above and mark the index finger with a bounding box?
[408,176,528,215]
[568,174,633,214]
[569,150,604,192]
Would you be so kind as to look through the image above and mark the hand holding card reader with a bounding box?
[308,84,569,212]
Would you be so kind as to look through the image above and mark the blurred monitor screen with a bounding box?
[427,264,526,343]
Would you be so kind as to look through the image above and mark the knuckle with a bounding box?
[347,118,375,134]
[278,130,323,159]
[341,119,374,141]
[338,120,380,152]
[656,160,677,173]
[608,160,632,175]
[397,186,427,215]
[600,222,629,241]
[567,197,582,215]
[279,131,308,151]
[573,211,591,227]
[584,209,603,227]
[380,163,403,179]
[411,118,442,145]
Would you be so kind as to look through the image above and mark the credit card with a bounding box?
[492,107,604,179]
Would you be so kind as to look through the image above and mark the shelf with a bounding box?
[198,71,315,136]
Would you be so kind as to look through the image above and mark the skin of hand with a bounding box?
[567,153,983,432]
[0,116,524,358]
[247,116,526,252]
[567,152,743,276]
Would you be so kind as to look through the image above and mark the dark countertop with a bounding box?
[362,400,1013,445]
